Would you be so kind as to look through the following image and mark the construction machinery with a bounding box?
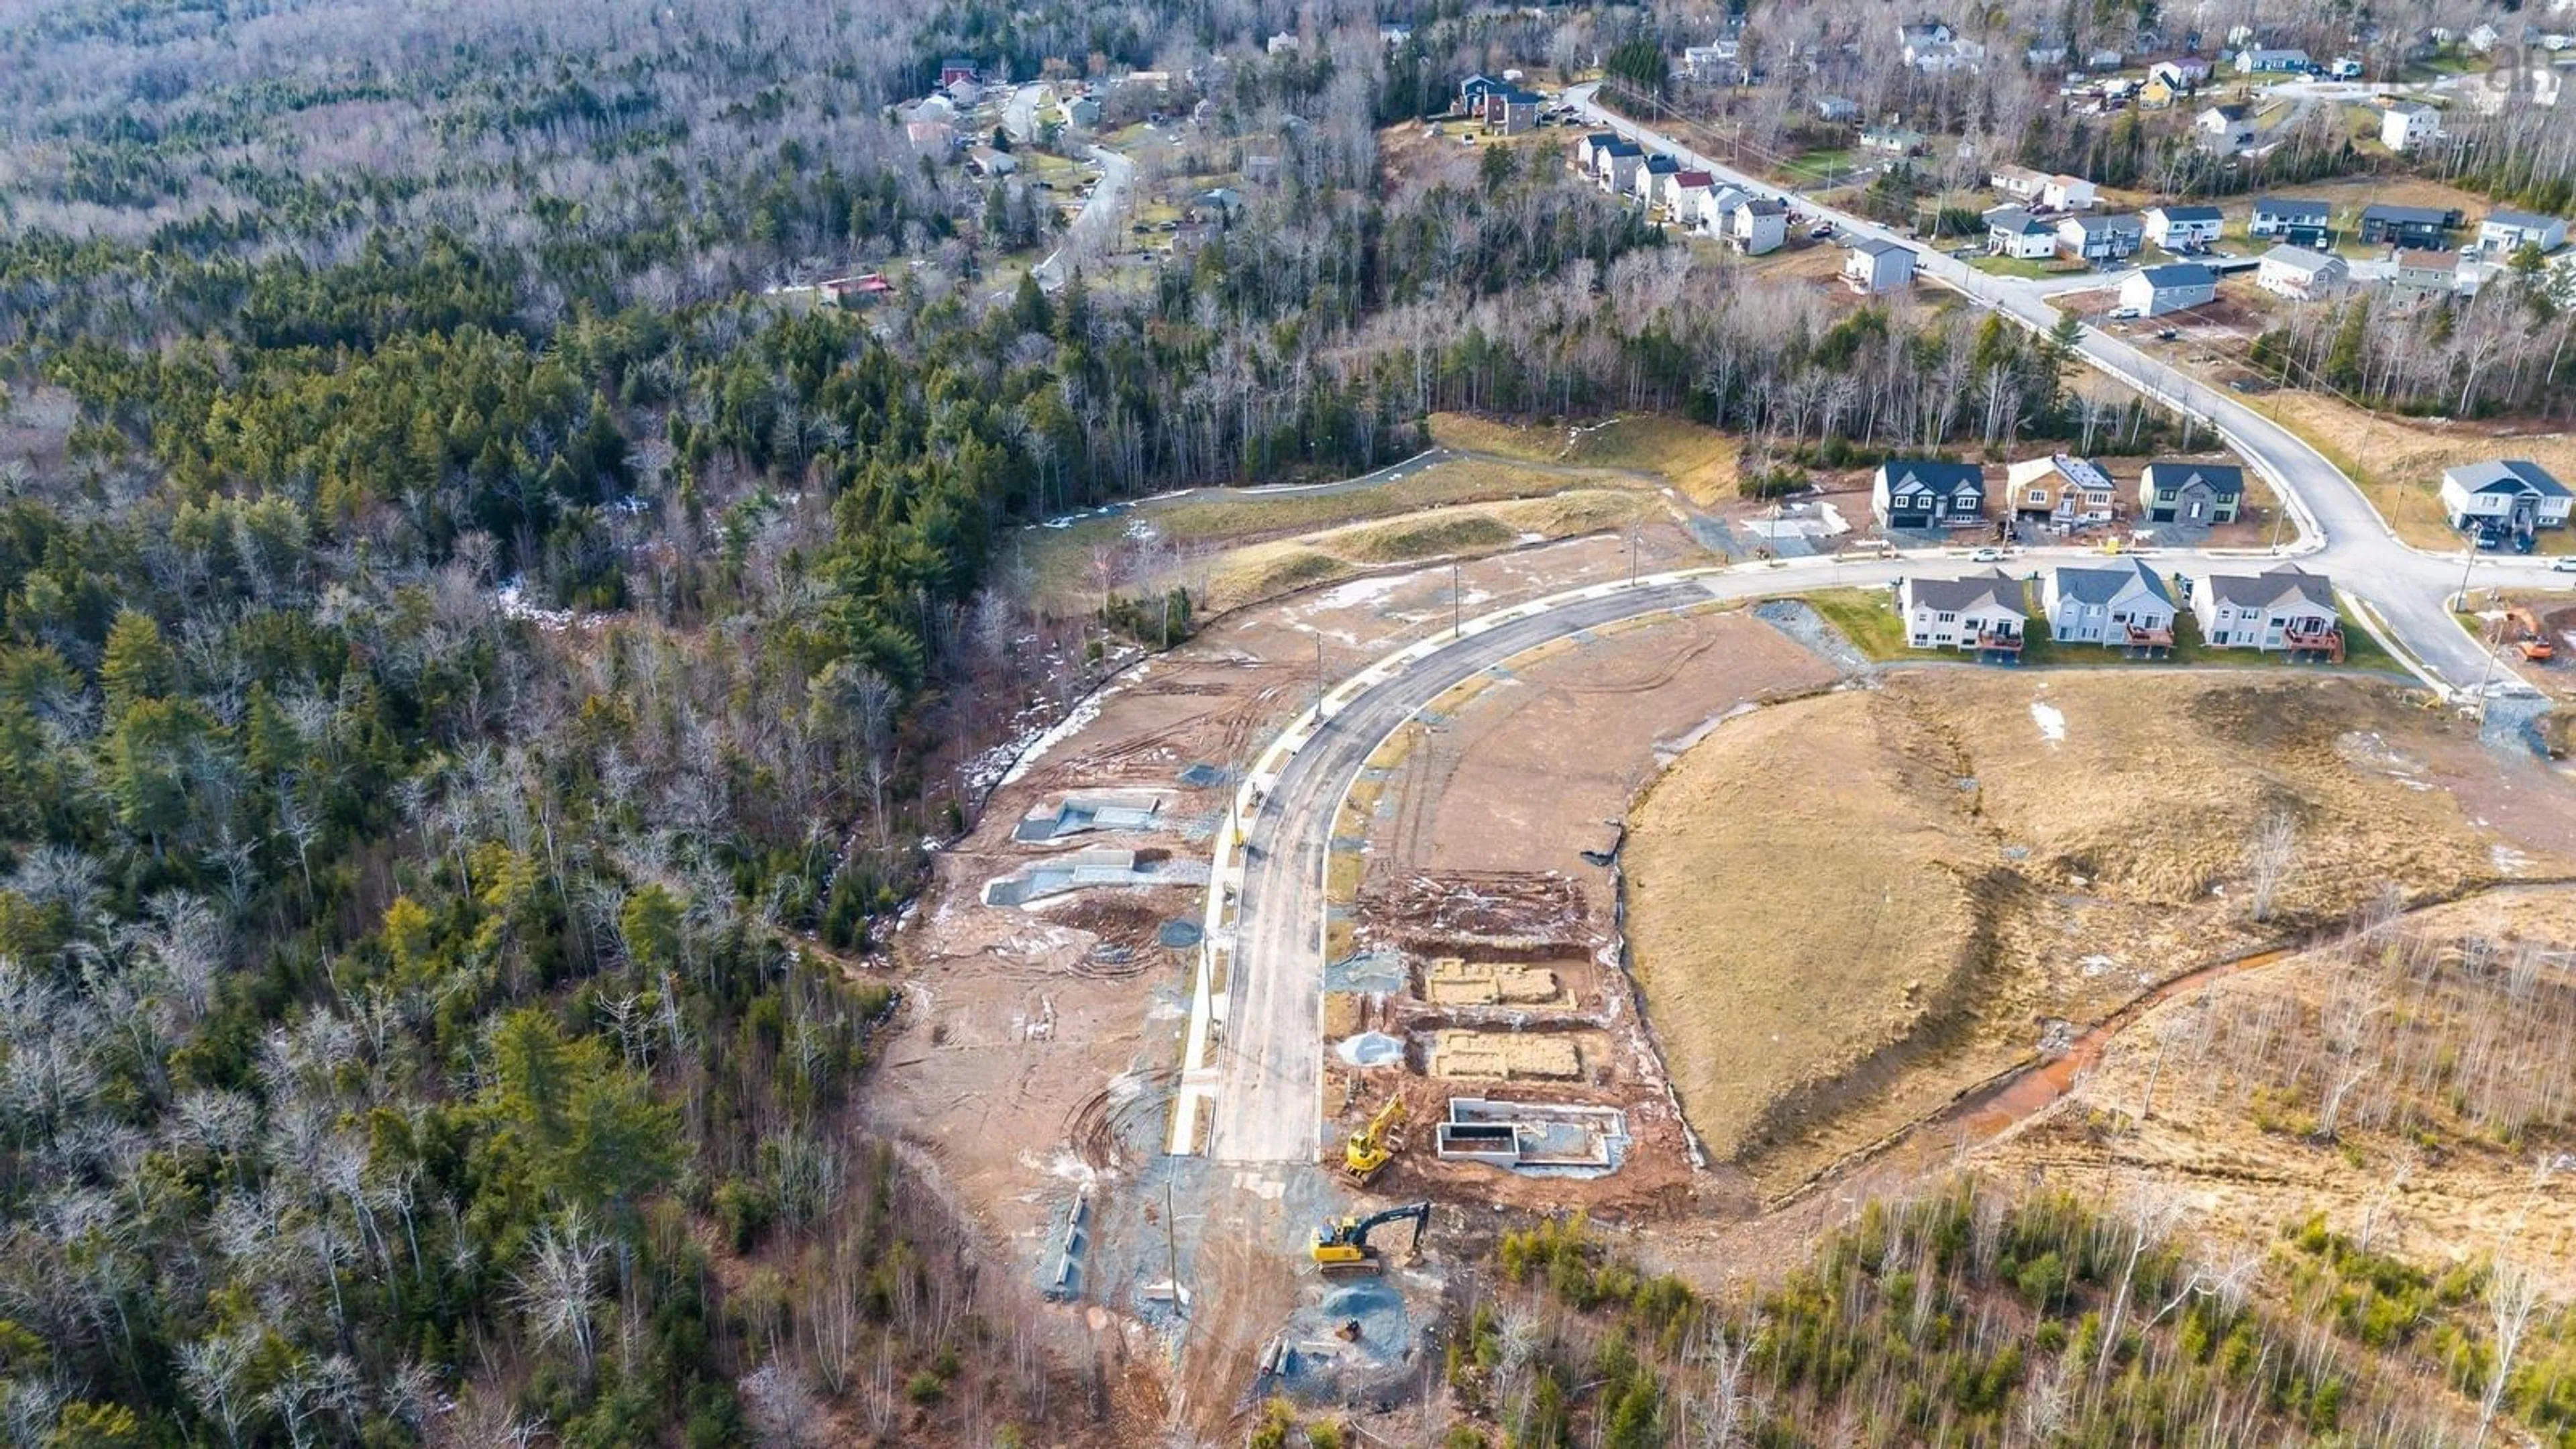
[1310,1202,1431,1277]
[1342,1095,1407,1185]
[2498,606,2557,663]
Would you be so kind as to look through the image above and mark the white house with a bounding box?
[1843,237,1917,293]
[2120,262,2218,316]
[2256,245,2349,299]
[2059,212,2145,262]
[2045,561,2178,650]
[1900,572,2027,657]
[1729,197,1787,255]
[2250,196,2332,243]
[1669,170,1715,219]
[1987,207,2059,258]
[2195,104,2256,155]
[2192,565,2342,658]
[2041,174,2098,211]
[1990,164,2050,201]
[1697,183,1750,234]
[2480,210,2569,255]
[2438,460,2574,535]
[1632,154,1682,207]
[2143,204,2223,250]
[2379,101,2441,152]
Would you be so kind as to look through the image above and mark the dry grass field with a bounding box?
[1197,489,1662,612]
[1428,412,1742,505]
[1624,670,2573,1193]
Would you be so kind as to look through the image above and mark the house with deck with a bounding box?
[2145,204,2224,250]
[2045,561,2178,651]
[2256,245,2347,299]
[2191,565,2343,659]
[1843,237,1917,293]
[2058,212,2144,262]
[2439,460,2573,539]
[2480,210,2569,256]
[2195,105,2257,155]
[1900,572,2027,657]
[1988,207,2059,258]
[2359,203,2461,248]
[2139,462,2245,525]
[2251,197,2332,246]
[2004,454,2119,526]
[2120,262,2218,316]
[1990,164,2050,202]
[1874,458,1987,528]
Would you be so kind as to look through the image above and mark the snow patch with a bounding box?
[2031,700,2068,745]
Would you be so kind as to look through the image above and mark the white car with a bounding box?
[2551,557,2576,573]
[1969,546,2006,562]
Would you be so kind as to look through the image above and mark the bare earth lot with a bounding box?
[1624,670,2576,1197]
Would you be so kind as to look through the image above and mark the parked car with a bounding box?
[2155,327,2179,341]
[2108,307,2141,319]
[2552,557,2576,573]
[1969,546,2006,562]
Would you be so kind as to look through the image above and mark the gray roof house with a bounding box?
[1899,572,2027,658]
[2251,196,2332,243]
[2479,210,2569,255]
[2058,212,2145,261]
[2045,559,2178,651]
[2191,565,2343,658]
[2139,462,2245,525]
[1843,236,1917,294]
[2439,460,2573,535]
[1874,458,1987,529]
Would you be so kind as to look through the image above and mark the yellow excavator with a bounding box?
[1342,1096,1407,1184]
[1310,1202,1432,1277]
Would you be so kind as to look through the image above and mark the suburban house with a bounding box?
[2149,56,2214,89]
[1633,152,1682,205]
[1815,95,1862,122]
[1576,132,1620,173]
[2438,460,2574,537]
[2121,262,2218,316]
[2137,76,2181,108]
[2235,46,2312,72]
[2138,462,2245,525]
[965,146,1016,177]
[1990,164,2050,201]
[1483,86,1541,135]
[904,118,958,152]
[938,57,979,87]
[2025,39,2069,67]
[1669,170,1715,218]
[1862,123,1928,155]
[1697,183,1751,233]
[2256,245,2349,299]
[1988,207,2061,258]
[1594,139,1644,193]
[2042,174,2098,211]
[1843,237,1918,293]
[2359,203,2461,248]
[2251,196,2332,245]
[1682,42,1740,83]
[2045,560,2178,651]
[1899,572,2026,657]
[1874,459,1987,528]
[2195,104,2257,154]
[1900,20,1986,71]
[2192,565,2343,659]
[2144,204,2224,250]
[1460,74,1501,109]
[1059,95,1102,129]
[2480,209,2569,255]
[1265,30,1299,54]
[2004,453,2120,525]
[2087,46,2127,68]
[2058,212,2145,262]
[1729,197,1788,254]
[2379,101,2442,152]
[2388,247,2459,303]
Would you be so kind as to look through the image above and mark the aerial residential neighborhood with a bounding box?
[9,3,2576,1446]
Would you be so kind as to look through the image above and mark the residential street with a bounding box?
[1033,144,1134,290]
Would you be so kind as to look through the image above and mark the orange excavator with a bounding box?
[2498,606,2557,663]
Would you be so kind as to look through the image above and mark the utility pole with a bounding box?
[1451,561,1462,638]
[1628,526,1641,588]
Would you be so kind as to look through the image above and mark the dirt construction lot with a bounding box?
[1624,670,2576,1197]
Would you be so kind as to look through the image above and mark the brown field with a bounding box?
[1624,669,2576,1193]
[1199,489,1666,612]
[1426,411,1742,506]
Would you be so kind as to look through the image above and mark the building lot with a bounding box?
[1624,669,2576,1197]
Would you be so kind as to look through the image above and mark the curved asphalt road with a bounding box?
[1197,91,2575,1163]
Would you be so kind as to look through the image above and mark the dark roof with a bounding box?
[1582,131,1617,146]
[1674,170,1713,186]
[2135,262,2216,288]
[1909,570,2025,616]
[2153,204,2223,221]
[2255,196,2330,218]
[1741,197,1786,216]
[2065,213,2143,234]
[1644,154,1681,173]
[2141,461,2246,498]
[2447,460,2571,498]
[1988,207,2051,234]
[1603,139,1644,157]
[2054,559,2175,608]
[1849,236,1913,258]
[2204,564,2333,614]
[1880,458,1985,494]
[2204,103,2249,121]
[2361,203,2456,225]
